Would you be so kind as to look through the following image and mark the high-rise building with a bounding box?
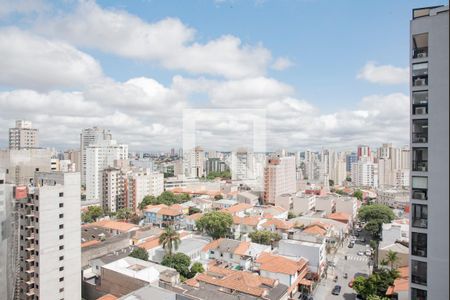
[205,158,228,175]
[80,127,112,185]
[357,145,371,161]
[231,148,254,181]
[85,140,128,203]
[346,152,358,173]
[183,146,205,178]
[9,120,39,150]
[409,6,449,300]
[351,160,378,188]
[263,156,296,204]
[16,172,81,300]
[63,149,81,172]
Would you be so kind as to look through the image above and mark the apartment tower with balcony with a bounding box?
[409,6,449,300]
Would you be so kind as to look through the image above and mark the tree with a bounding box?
[159,226,181,255]
[364,220,382,237]
[116,208,133,221]
[385,250,399,270]
[196,211,233,239]
[352,268,400,298]
[367,295,390,300]
[188,207,202,215]
[139,195,157,210]
[188,262,205,278]
[129,214,142,225]
[353,189,364,201]
[329,179,334,186]
[287,211,296,219]
[161,253,191,278]
[248,230,281,245]
[158,191,179,205]
[81,206,103,223]
[358,204,395,224]
[214,194,223,200]
[129,247,149,261]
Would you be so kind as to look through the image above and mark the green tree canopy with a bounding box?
[116,208,133,221]
[248,230,281,245]
[358,204,396,224]
[159,226,181,255]
[139,195,157,210]
[81,206,104,223]
[129,247,149,261]
[140,192,191,208]
[188,262,205,278]
[188,207,202,215]
[206,170,231,180]
[161,253,191,278]
[287,211,297,219]
[214,194,223,200]
[352,268,400,298]
[353,189,364,201]
[196,211,233,239]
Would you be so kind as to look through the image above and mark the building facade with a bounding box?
[409,6,449,300]
[9,120,39,150]
[263,156,297,205]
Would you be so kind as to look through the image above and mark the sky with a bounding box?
[0,0,445,152]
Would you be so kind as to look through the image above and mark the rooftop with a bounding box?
[255,252,308,275]
[86,220,140,233]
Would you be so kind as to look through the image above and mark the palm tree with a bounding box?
[386,250,399,270]
[159,226,181,255]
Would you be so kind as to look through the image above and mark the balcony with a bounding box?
[412,148,428,172]
[412,189,427,200]
[412,232,427,257]
[25,288,35,297]
[412,47,428,59]
[412,91,428,115]
[412,204,428,229]
[412,63,428,87]
[411,260,427,286]
[412,120,428,143]
[413,160,428,172]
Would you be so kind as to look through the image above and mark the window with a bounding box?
[412,63,428,86]
[59,277,64,282]
[59,288,64,292]
[411,260,427,285]
[59,235,64,240]
[412,148,428,172]
[59,214,64,218]
[59,245,64,250]
[59,256,64,261]
[59,192,64,197]
[59,224,64,229]
[59,203,63,208]
[412,204,428,228]
[412,33,428,58]
[412,232,427,257]
[411,288,427,300]
[412,119,428,143]
[412,91,428,115]
[59,266,64,271]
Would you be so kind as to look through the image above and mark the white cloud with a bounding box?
[0,27,104,91]
[357,61,409,85]
[271,57,293,70]
[36,1,272,79]
[0,0,48,18]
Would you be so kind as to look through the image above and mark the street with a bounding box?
[312,231,372,299]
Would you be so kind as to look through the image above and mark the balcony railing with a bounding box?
[412,189,427,200]
[413,76,428,87]
[412,217,428,229]
[412,133,428,143]
[413,160,428,172]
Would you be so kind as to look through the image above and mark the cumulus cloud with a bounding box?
[0,0,48,18]
[35,1,271,79]
[271,57,293,70]
[0,27,104,91]
[357,61,409,85]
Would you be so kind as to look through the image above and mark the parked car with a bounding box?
[365,250,372,256]
[348,279,354,288]
[357,251,364,256]
[356,227,362,232]
[331,285,342,295]
[348,243,354,248]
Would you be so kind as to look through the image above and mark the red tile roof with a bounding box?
[261,218,293,230]
[86,220,139,232]
[222,203,253,214]
[256,252,308,275]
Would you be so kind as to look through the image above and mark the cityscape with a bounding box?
[0,1,448,300]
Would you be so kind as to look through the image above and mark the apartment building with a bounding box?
[85,140,128,203]
[409,6,449,300]
[16,172,81,300]
[183,146,204,178]
[80,127,113,185]
[351,160,378,188]
[9,120,39,150]
[264,156,296,205]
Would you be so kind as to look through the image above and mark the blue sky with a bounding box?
[0,0,445,151]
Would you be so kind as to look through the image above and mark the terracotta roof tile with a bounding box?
[261,218,293,230]
[222,203,253,214]
[88,220,139,232]
[202,238,223,252]
[158,207,183,216]
[81,240,101,248]
[256,252,308,275]
[96,294,118,300]
[233,216,261,226]
[186,213,203,221]
[386,267,409,295]
[327,212,351,223]
[233,241,251,256]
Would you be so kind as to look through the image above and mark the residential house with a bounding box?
[385,266,409,300]
[185,213,203,231]
[221,203,254,217]
[231,216,264,239]
[212,199,238,210]
[278,238,327,276]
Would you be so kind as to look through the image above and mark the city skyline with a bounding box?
[0,0,442,151]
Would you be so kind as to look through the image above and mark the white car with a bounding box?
[365,250,372,256]
[357,251,364,256]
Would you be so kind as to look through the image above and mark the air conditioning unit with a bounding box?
[417,52,426,58]
[415,107,427,115]
[415,78,426,86]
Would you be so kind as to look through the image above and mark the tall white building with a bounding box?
[231,148,254,181]
[9,120,39,150]
[183,146,205,178]
[80,127,112,185]
[85,140,128,203]
[410,6,449,300]
[127,170,164,211]
[377,143,411,188]
[16,172,81,300]
[351,160,378,188]
[264,156,297,204]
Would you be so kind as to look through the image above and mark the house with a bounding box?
[143,204,168,224]
[278,239,327,276]
[85,220,140,235]
[152,235,211,264]
[143,204,185,229]
[334,196,358,220]
[212,199,237,210]
[386,266,409,300]
[131,227,162,245]
[221,203,254,216]
[231,216,264,239]
[326,212,352,226]
[182,266,289,300]
[378,242,409,268]
[292,194,316,215]
[260,205,288,219]
[202,238,271,270]
[98,256,179,297]
[314,195,335,214]
[260,218,294,238]
[236,191,259,206]
[185,212,203,231]
[255,253,311,297]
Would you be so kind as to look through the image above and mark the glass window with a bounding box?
[411,288,427,300]
[412,232,427,257]
[412,177,428,189]
[412,63,428,87]
[412,204,428,228]
[412,119,428,143]
[412,91,428,115]
[412,148,428,172]
[412,33,428,58]
[411,260,427,285]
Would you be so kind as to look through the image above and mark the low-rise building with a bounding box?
[378,242,409,268]
[376,188,409,209]
[292,194,316,216]
[221,203,254,217]
[231,216,264,239]
[278,239,326,276]
[385,266,409,300]
[212,199,238,210]
[237,191,260,205]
